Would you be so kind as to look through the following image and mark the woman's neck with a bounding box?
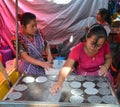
[22,32,34,43]
[97,20,107,25]
[84,45,98,57]
[22,32,33,38]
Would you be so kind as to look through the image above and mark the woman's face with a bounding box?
[23,19,37,36]
[85,35,105,54]
[96,11,102,22]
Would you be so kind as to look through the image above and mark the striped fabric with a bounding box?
[18,31,45,75]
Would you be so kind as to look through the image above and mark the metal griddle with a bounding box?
[3,74,119,105]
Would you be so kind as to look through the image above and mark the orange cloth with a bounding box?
[0,53,2,61]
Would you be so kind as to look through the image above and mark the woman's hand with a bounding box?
[50,82,62,95]
[47,55,53,64]
[99,65,108,76]
[40,61,53,69]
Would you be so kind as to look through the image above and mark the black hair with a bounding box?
[99,8,111,25]
[81,24,107,45]
[87,24,107,45]
[19,12,36,26]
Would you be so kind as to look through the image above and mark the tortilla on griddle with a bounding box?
[83,81,95,88]
[48,75,58,81]
[88,95,102,103]
[7,92,22,100]
[36,76,48,83]
[74,75,85,81]
[22,76,35,83]
[67,75,75,82]
[69,95,84,104]
[84,88,98,95]
[70,81,81,89]
[98,87,111,95]
[86,76,96,81]
[97,82,108,88]
[71,89,83,96]
[14,84,28,91]
[102,95,117,104]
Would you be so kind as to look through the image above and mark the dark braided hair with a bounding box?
[81,24,107,45]
[19,12,36,26]
[99,8,111,25]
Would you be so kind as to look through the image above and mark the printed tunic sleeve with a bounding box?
[18,41,26,53]
[11,35,26,54]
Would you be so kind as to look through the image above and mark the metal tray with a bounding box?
[2,74,119,106]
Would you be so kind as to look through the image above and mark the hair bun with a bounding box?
[18,14,22,21]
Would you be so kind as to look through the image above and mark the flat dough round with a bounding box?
[102,95,116,104]
[48,75,58,81]
[67,75,75,82]
[22,76,35,83]
[63,82,69,87]
[69,95,84,104]
[84,88,98,95]
[88,95,102,103]
[70,81,81,89]
[45,68,60,75]
[97,77,106,81]
[74,76,85,82]
[7,92,22,100]
[14,84,28,91]
[71,89,83,96]
[83,82,95,88]
[97,82,108,88]
[98,88,111,95]
[36,76,48,83]
[86,76,96,81]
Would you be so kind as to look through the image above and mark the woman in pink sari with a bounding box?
[50,24,113,95]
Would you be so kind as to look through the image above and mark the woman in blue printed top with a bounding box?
[13,12,53,75]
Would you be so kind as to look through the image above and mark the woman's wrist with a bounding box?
[57,81,63,86]
[104,64,109,70]
[57,78,65,85]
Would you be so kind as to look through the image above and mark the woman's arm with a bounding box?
[20,52,52,69]
[99,52,112,76]
[58,58,75,83]
[104,52,112,70]
[39,29,53,63]
[45,42,53,63]
[50,58,75,95]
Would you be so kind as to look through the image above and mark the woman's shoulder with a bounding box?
[101,41,110,49]
[100,41,110,54]
[104,41,110,46]
[72,42,84,50]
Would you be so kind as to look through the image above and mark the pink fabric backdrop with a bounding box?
[0,0,108,56]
